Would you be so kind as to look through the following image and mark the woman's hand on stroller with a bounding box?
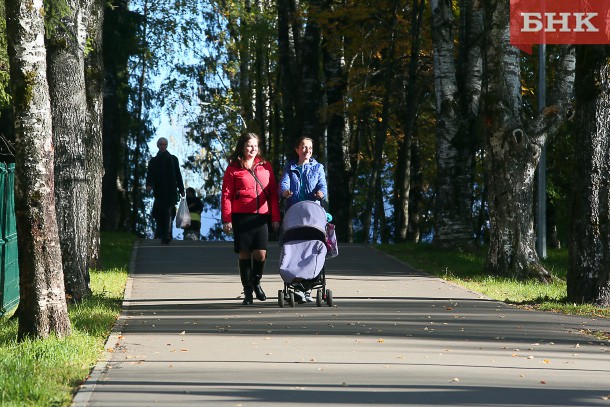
[223,222,233,234]
[313,191,324,200]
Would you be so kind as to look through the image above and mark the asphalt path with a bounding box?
[73,239,610,406]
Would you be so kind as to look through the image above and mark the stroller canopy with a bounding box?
[280,200,328,283]
[282,201,327,235]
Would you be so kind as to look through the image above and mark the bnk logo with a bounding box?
[510,0,610,54]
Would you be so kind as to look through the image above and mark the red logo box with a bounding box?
[510,0,610,53]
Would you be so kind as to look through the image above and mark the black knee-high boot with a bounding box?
[252,259,266,301]
[239,259,253,305]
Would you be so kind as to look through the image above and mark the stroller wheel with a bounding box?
[326,289,333,306]
[278,290,285,307]
[288,291,296,307]
[316,289,322,307]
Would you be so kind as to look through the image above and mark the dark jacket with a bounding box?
[146,151,185,208]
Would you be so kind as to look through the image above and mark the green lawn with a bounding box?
[377,242,609,318]
[0,232,135,406]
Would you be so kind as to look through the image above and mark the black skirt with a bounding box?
[232,213,269,253]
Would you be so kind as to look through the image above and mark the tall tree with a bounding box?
[6,0,71,338]
[277,0,302,144]
[321,1,352,242]
[46,0,91,301]
[369,0,400,243]
[300,0,324,148]
[430,0,483,247]
[482,0,575,280]
[84,0,105,269]
[394,0,425,242]
[567,46,610,306]
[101,0,136,232]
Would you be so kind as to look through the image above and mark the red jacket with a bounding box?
[221,158,281,223]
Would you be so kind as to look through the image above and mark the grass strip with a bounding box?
[0,232,135,406]
[377,242,609,318]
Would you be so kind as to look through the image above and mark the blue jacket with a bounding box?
[279,158,328,210]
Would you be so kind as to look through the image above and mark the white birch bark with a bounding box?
[483,0,575,280]
[430,0,483,246]
[5,0,71,338]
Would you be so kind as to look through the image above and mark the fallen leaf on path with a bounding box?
[451,378,460,382]
[179,331,186,335]
[378,339,385,343]
[540,380,547,384]
[543,359,550,364]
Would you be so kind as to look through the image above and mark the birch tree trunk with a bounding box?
[84,0,105,269]
[5,0,72,338]
[483,0,575,280]
[568,46,610,306]
[46,0,91,300]
[430,0,482,247]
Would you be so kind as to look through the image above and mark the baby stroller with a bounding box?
[278,200,335,307]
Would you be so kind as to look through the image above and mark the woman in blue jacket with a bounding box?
[279,136,327,210]
[279,136,328,303]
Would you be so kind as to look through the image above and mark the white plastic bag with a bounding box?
[175,196,191,228]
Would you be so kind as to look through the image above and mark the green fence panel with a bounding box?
[0,163,19,316]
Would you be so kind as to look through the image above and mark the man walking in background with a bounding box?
[146,137,185,244]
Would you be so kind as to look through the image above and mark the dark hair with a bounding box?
[229,132,265,167]
[186,187,196,195]
[289,136,314,160]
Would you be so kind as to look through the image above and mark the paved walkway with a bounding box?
[73,239,610,406]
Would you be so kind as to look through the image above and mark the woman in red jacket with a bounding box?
[221,133,281,305]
